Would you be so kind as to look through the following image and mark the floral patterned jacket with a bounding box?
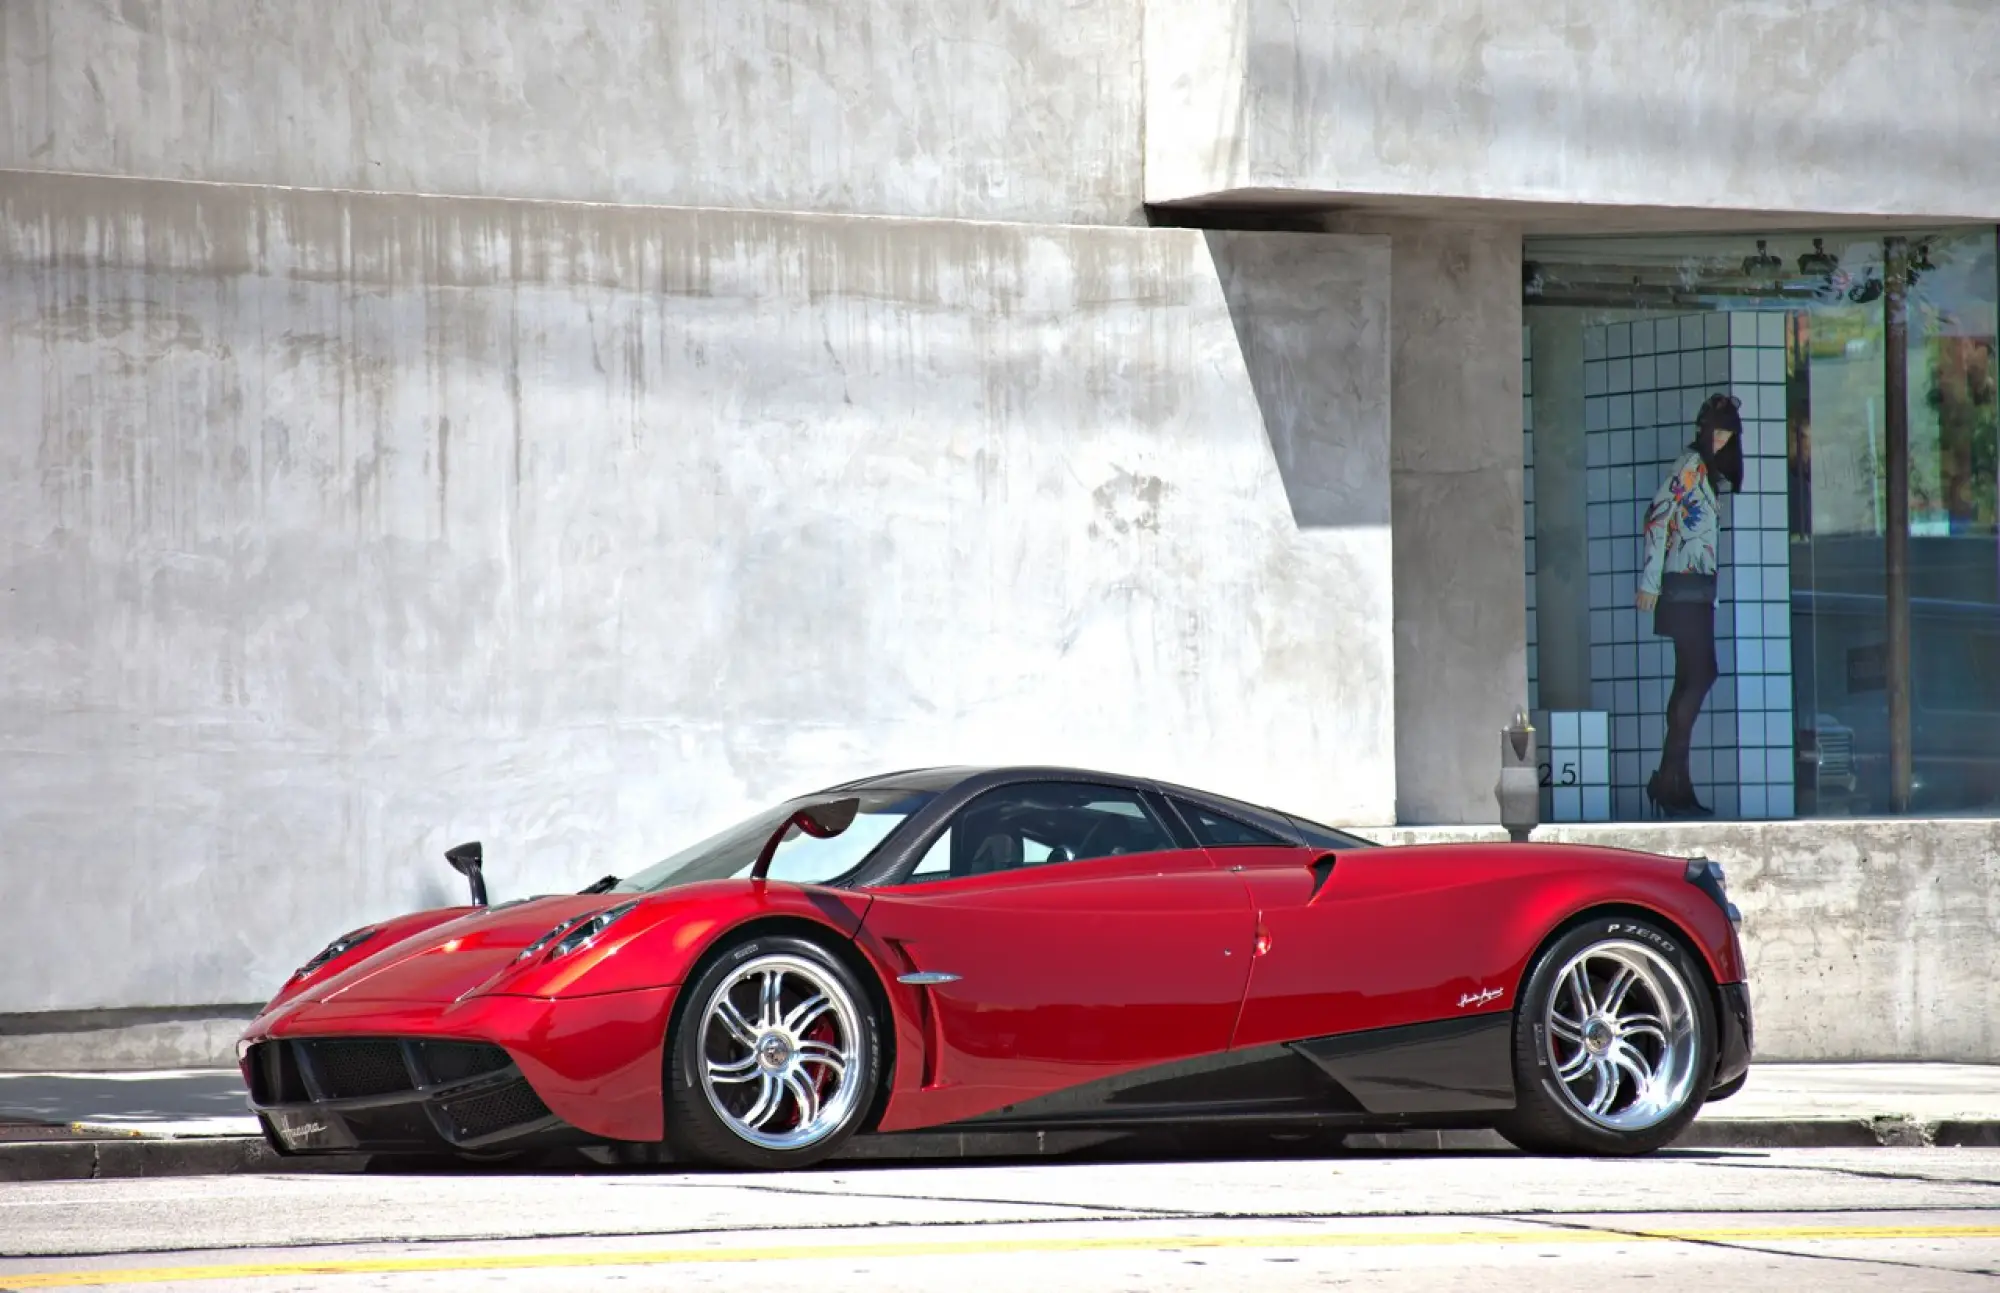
[1638,450,1720,597]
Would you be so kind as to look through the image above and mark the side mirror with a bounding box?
[749,798,860,881]
[445,840,489,907]
[794,799,860,839]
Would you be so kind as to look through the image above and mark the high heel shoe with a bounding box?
[1667,756,1714,817]
[1647,763,1714,819]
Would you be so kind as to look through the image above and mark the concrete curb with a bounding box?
[4,1118,1998,1182]
[0,1137,355,1183]
[1345,1117,2000,1153]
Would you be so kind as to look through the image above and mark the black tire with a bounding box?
[1495,913,1717,1156]
[665,933,882,1171]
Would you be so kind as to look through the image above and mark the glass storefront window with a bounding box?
[1523,229,2000,821]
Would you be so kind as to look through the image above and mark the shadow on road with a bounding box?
[0,1071,247,1125]
[348,1128,1751,1178]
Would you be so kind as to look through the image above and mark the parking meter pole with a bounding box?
[1496,710,1539,844]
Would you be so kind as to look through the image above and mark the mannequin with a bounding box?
[1635,392,1745,817]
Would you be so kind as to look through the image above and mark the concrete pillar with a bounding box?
[1528,308,1592,711]
[1331,216,1526,823]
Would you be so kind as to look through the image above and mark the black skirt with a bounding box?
[1653,571,1718,642]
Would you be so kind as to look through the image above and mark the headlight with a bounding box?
[293,926,381,981]
[518,902,638,964]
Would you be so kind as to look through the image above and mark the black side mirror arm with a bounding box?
[748,799,860,881]
[445,840,489,907]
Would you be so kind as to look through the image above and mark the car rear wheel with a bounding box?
[1495,915,1715,1156]
[665,934,881,1170]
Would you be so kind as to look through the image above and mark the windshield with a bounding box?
[610,789,936,894]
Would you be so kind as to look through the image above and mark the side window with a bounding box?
[907,782,1177,881]
[1179,802,1288,848]
[911,829,953,878]
[1288,816,1377,850]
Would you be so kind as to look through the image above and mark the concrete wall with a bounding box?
[0,0,1144,224]
[1148,0,2000,222]
[1362,820,2000,1064]
[0,170,1393,1013]
[1330,217,1526,824]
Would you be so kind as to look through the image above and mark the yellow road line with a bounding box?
[9,1223,2000,1288]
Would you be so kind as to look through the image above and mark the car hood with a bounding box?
[285,895,625,1008]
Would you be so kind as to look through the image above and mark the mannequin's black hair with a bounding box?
[1693,392,1745,492]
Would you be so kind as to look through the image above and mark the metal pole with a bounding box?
[1883,236,1914,814]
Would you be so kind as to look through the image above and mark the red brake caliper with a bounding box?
[804,1017,838,1118]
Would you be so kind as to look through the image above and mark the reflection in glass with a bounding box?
[1787,231,2000,815]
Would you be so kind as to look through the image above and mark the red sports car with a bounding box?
[239,765,1752,1170]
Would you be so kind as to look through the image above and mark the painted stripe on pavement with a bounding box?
[9,1222,2000,1288]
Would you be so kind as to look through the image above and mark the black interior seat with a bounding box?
[961,832,1021,877]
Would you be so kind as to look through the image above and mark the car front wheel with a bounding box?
[1496,915,1716,1156]
[665,934,881,1170]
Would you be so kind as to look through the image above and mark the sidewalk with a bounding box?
[0,1068,256,1139]
[2,1063,1996,1180]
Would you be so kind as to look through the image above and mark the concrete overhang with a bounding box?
[1145,0,2000,234]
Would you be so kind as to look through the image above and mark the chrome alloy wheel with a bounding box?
[696,953,864,1151]
[1543,939,1701,1132]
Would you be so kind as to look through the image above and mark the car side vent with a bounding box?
[248,1042,309,1105]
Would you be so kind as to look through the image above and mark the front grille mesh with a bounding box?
[441,1080,553,1141]
[414,1041,512,1087]
[307,1041,413,1099]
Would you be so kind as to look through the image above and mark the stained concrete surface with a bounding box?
[3,1149,1998,1289]
[1146,0,2000,223]
[1,170,1394,1015]
[0,0,1144,225]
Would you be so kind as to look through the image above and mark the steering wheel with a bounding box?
[1072,817,1126,861]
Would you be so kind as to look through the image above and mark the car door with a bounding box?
[1185,797,1523,1115]
[859,780,1256,1130]
[1167,799,1340,1050]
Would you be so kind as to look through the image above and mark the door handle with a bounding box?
[897,971,962,986]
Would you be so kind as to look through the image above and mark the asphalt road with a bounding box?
[4,1146,1999,1290]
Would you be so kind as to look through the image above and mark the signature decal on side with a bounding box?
[1458,987,1505,1009]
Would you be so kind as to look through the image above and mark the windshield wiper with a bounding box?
[579,875,619,895]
